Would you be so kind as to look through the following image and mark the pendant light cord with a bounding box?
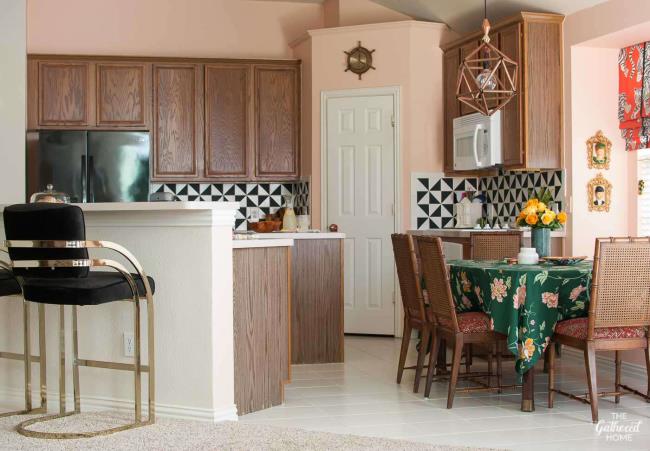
[484,0,487,20]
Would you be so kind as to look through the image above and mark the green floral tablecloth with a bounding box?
[448,260,593,374]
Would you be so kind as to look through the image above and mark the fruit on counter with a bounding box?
[328,224,338,232]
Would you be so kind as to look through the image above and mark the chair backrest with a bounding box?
[3,203,89,278]
[415,236,459,331]
[391,234,426,323]
[588,237,650,333]
[470,231,522,260]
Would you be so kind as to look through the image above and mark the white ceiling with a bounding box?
[370,0,609,33]
[255,0,611,33]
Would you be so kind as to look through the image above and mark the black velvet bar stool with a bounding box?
[0,266,47,417]
[3,203,156,439]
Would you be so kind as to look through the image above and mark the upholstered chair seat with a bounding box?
[554,317,646,340]
[0,269,20,297]
[20,273,155,306]
[438,312,492,334]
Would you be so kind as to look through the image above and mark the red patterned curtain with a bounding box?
[619,42,650,151]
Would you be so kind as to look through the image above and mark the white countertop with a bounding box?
[251,232,346,240]
[0,201,241,212]
[408,228,566,238]
[232,238,294,249]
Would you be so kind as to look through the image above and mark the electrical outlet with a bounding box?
[123,332,135,357]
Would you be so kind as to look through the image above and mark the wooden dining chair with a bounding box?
[470,231,522,260]
[415,235,505,407]
[391,234,433,393]
[548,237,650,423]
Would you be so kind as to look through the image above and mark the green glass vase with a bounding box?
[531,227,551,258]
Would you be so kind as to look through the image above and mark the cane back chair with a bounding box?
[470,231,523,261]
[415,236,506,407]
[3,203,155,438]
[548,237,650,423]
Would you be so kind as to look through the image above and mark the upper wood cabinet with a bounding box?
[27,55,301,182]
[204,64,251,179]
[254,65,300,179]
[442,12,564,172]
[443,51,460,174]
[33,61,94,127]
[96,63,151,127]
[152,64,203,179]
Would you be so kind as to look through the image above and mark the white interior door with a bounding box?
[326,94,396,335]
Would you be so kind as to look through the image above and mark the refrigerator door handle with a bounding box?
[88,155,95,203]
[81,155,87,203]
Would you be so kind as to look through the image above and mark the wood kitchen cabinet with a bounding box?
[152,64,203,179]
[441,12,564,172]
[29,60,94,127]
[204,64,252,179]
[254,65,300,180]
[28,55,301,182]
[96,62,151,128]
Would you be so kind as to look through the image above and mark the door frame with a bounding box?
[320,86,402,336]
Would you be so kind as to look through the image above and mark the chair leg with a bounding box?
[496,341,503,393]
[23,301,32,412]
[414,327,430,393]
[396,319,412,384]
[645,343,650,403]
[547,340,556,408]
[134,298,142,422]
[447,333,464,409]
[38,304,47,412]
[72,306,81,413]
[465,344,472,374]
[424,329,440,398]
[584,342,599,423]
[615,351,621,404]
[59,305,66,415]
[147,294,156,422]
[487,344,493,388]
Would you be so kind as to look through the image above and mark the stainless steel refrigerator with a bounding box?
[27,131,150,203]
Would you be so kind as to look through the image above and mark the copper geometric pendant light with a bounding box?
[456,0,518,116]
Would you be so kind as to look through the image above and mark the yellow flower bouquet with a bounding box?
[516,189,567,231]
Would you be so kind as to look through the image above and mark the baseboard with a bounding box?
[560,347,647,380]
[0,387,238,423]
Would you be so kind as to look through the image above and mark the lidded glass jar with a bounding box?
[29,184,71,204]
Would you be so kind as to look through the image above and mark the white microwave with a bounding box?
[452,111,502,171]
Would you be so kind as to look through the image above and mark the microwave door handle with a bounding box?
[472,125,483,167]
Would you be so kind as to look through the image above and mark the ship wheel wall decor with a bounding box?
[345,41,375,80]
[456,2,518,116]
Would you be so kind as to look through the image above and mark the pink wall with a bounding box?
[292,21,447,229]
[568,47,635,257]
[563,0,650,367]
[26,0,323,58]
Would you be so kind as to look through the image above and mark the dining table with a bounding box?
[447,259,593,411]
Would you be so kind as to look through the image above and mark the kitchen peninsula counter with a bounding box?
[0,201,241,422]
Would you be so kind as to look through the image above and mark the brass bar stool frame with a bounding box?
[3,240,155,439]
[0,253,48,418]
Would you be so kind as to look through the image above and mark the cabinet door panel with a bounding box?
[39,62,91,126]
[459,41,480,116]
[153,64,201,179]
[498,23,524,168]
[254,66,299,179]
[97,63,150,127]
[444,50,460,173]
[205,64,251,179]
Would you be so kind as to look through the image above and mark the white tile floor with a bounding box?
[239,336,650,450]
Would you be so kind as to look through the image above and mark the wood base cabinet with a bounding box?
[442,12,564,172]
[290,239,344,364]
[233,246,291,415]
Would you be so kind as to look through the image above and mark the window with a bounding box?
[638,149,650,235]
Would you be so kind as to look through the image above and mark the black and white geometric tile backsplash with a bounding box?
[151,181,310,231]
[412,169,564,230]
